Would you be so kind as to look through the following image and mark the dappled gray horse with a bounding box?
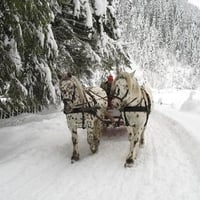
[111,72,152,167]
[60,74,107,163]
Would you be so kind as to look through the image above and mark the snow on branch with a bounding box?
[94,0,107,16]
[4,36,22,72]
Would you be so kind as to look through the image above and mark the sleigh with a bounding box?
[103,109,124,127]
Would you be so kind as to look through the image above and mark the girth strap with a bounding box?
[120,90,151,127]
[122,106,148,112]
[121,106,150,127]
[66,106,100,115]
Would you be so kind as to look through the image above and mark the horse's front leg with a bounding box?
[125,126,140,168]
[93,118,102,145]
[71,128,80,163]
[67,115,80,163]
[87,118,99,153]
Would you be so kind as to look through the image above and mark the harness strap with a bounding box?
[87,88,107,101]
[85,89,97,105]
[121,89,151,127]
[82,109,85,128]
[141,88,151,127]
[66,106,106,125]
[66,106,100,115]
[122,106,148,112]
[81,89,94,128]
[122,106,148,126]
[64,88,108,127]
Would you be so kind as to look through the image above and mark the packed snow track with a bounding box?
[0,109,200,200]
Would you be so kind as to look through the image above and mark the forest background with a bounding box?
[0,0,200,114]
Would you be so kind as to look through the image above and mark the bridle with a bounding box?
[112,87,129,103]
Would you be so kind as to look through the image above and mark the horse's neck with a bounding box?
[84,89,96,105]
[126,88,142,106]
[77,88,93,105]
[73,87,85,105]
[75,96,84,105]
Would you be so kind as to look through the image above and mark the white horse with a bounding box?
[60,73,107,163]
[111,72,152,167]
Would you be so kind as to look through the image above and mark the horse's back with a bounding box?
[142,84,154,111]
[87,86,108,110]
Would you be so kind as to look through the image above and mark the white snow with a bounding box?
[36,26,45,48]
[4,36,22,72]
[46,24,58,57]
[83,0,93,28]
[73,0,81,18]
[94,0,107,16]
[16,79,28,97]
[0,89,200,200]
[73,0,93,27]
[189,0,200,9]
[38,62,56,104]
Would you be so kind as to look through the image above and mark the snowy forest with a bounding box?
[0,0,200,115]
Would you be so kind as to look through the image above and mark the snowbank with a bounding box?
[153,89,200,114]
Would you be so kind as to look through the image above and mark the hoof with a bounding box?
[140,138,144,146]
[90,145,98,154]
[124,158,134,168]
[90,140,99,154]
[139,144,144,148]
[71,153,79,163]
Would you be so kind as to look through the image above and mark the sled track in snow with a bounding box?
[0,110,200,200]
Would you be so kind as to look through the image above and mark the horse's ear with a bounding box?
[130,70,136,77]
[67,72,72,78]
[57,72,62,80]
[61,72,72,80]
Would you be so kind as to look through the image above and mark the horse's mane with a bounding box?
[113,72,142,97]
[71,76,85,102]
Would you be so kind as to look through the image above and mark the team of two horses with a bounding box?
[60,72,152,167]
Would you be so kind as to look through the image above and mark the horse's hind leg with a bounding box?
[86,116,101,154]
[87,126,99,153]
[94,119,102,145]
[139,127,145,147]
[124,126,135,167]
[125,127,140,168]
[71,129,80,163]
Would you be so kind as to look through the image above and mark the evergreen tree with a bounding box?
[118,0,200,89]
[0,0,58,114]
[53,0,131,82]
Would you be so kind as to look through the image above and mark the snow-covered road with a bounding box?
[0,108,200,200]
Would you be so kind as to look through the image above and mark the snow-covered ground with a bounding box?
[0,89,200,200]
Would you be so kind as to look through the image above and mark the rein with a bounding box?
[112,89,129,102]
[64,87,106,127]
[86,88,107,101]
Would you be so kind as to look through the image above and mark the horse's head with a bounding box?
[111,72,139,109]
[111,77,129,109]
[60,75,84,113]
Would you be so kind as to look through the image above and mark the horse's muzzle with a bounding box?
[111,99,120,109]
[63,102,73,114]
